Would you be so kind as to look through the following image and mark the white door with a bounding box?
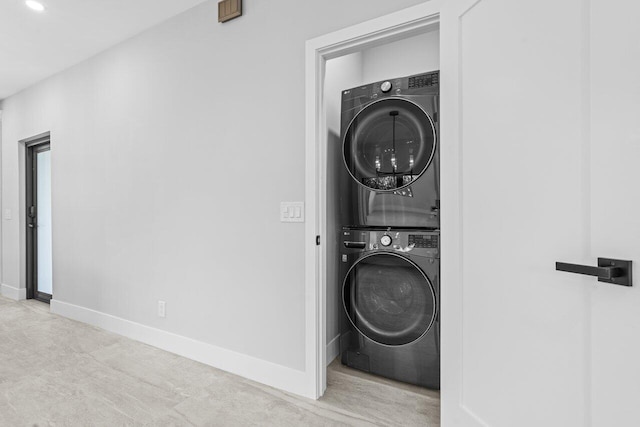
[590,1,640,425]
[441,0,640,426]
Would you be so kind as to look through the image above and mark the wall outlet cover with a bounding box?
[158,301,166,318]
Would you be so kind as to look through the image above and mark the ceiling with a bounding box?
[0,0,208,100]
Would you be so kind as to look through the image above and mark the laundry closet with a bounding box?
[323,26,441,391]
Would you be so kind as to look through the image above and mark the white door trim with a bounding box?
[304,0,443,399]
[439,0,487,424]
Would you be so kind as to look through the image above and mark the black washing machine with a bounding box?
[339,227,440,389]
[339,71,439,229]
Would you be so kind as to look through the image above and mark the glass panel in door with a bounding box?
[36,150,52,296]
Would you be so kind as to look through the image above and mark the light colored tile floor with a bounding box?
[0,296,440,426]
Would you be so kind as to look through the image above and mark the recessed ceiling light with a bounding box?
[25,0,45,12]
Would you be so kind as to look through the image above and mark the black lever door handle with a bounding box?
[556,263,622,279]
[556,258,632,287]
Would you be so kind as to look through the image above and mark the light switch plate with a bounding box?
[281,202,304,223]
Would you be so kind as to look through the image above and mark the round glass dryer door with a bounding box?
[343,98,436,192]
[343,253,436,346]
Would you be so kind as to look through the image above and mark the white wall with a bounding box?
[323,29,440,364]
[362,27,440,83]
[324,53,362,363]
[0,0,428,379]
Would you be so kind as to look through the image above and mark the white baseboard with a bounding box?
[326,335,340,366]
[50,299,313,398]
[1,283,26,300]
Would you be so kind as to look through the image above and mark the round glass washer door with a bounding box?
[343,98,436,192]
[342,252,437,346]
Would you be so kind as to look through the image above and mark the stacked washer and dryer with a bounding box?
[337,70,440,389]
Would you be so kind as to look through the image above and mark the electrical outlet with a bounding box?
[158,301,166,318]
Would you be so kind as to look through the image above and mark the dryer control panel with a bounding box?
[408,72,439,89]
[342,70,440,103]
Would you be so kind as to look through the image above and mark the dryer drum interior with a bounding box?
[343,98,436,192]
[342,253,437,346]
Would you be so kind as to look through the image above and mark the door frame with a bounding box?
[22,131,52,302]
[304,0,445,399]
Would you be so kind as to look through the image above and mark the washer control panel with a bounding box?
[408,234,439,249]
[341,228,439,259]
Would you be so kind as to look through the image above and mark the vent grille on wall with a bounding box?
[218,0,242,23]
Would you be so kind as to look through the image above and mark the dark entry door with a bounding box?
[26,140,52,302]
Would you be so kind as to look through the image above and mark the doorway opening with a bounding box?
[304,0,443,408]
[25,134,52,303]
